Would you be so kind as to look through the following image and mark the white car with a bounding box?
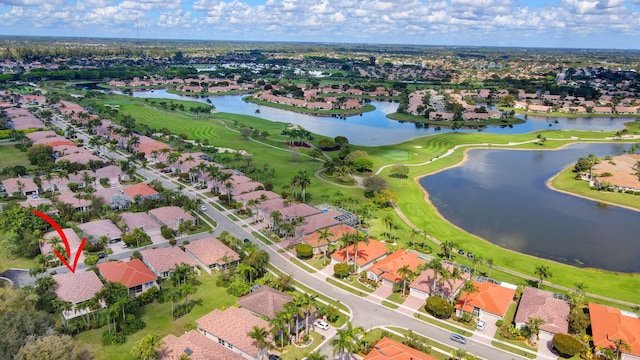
[119,241,128,249]
[313,319,330,330]
[200,205,207,211]
[476,319,486,331]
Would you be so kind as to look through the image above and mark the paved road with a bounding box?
[48,114,537,360]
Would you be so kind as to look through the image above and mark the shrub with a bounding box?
[295,243,313,259]
[334,263,350,278]
[136,286,158,305]
[160,225,174,239]
[101,331,126,346]
[226,280,250,297]
[84,255,99,266]
[496,319,504,327]
[552,333,582,358]
[425,296,454,319]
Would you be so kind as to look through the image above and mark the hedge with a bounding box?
[295,243,313,259]
[552,333,582,358]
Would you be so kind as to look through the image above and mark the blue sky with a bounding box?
[0,0,639,49]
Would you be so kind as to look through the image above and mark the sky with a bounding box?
[0,0,639,49]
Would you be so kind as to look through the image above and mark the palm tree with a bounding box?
[485,258,495,277]
[397,264,414,297]
[452,348,467,360]
[330,322,364,360]
[316,228,333,265]
[440,240,457,260]
[350,232,369,274]
[427,258,443,293]
[534,265,552,288]
[131,334,164,360]
[306,351,328,360]
[611,338,631,360]
[237,263,257,283]
[247,326,269,360]
[126,135,140,153]
[269,314,289,350]
[460,280,479,314]
[296,170,311,202]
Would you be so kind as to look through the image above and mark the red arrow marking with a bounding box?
[32,210,86,273]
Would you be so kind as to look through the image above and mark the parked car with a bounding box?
[98,253,106,259]
[314,319,330,330]
[450,333,467,344]
[119,241,128,249]
[457,249,465,255]
[268,355,282,360]
[476,319,486,331]
[199,205,207,211]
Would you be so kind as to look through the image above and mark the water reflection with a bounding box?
[420,143,640,273]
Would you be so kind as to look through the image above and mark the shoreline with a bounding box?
[242,96,376,118]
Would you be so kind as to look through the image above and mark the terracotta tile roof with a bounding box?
[368,250,425,283]
[56,151,102,164]
[302,224,359,248]
[589,302,640,357]
[196,306,270,358]
[97,259,157,288]
[41,228,82,257]
[160,330,243,360]
[456,281,516,317]
[514,287,569,334]
[235,190,281,204]
[331,239,388,267]
[78,219,123,241]
[52,271,103,304]
[237,285,293,319]
[410,263,469,299]
[184,237,240,266]
[26,130,57,142]
[120,212,162,231]
[56,190,93,209]
[95,165,124,179]
[364,337,438,360]
[2,177,38,194]
[123,183,159,199]
[279,203,321,219]
[19,197,53,209]
[140,247,197,275]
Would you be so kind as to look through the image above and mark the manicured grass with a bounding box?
[0,244,37,273]
[0,144,32,173]
[290,257,317,273]
[551,165,640,211]
[382,300,399,309]
[491,341,538,359]
[326,277,370,297]
[386,291,406,305]
[74,273,237,360]
[279,330,324,360]
[384,326,455,360]
[413,312,473,337]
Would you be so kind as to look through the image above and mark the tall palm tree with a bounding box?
[427,259,443,293]
[247,326,269,360]
[534,265,552,288]
[330,322,364,360]
[317,228,333,265]
[296,170,311,202]
[397,264,414,297]
[269,314,289,350]
[350,232,369,274]
[611,338,631,360]
[459,280,479,313]
[306,351,328,360]
[485,258,495,277]
[440,240,457,260]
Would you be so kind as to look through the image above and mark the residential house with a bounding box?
[78,219,123,243]
[589,302,640,359]
[514,287,570,336]
[123,183,161,203]
[95,165,125,185]
[148,206,196,231]
[366,250,425,288]
[41,228,85,265]
[302,224,359,255]
[97,259,159,295]
[331,239,388,272]
[591,154,640,192]
[52,271,104,320]
[363,336,438,360]
[56,190,92,211]
[94,188,130,210]
[409,262,470,301]
[160,330,244,360]
[18,197,57,215]
[184,237,240,275]
[196,306,272,359]
[1,177,39,197]
[455,281,517,322]
[237,285,293,320]
[120,212,162,235]
[140,247,199,279]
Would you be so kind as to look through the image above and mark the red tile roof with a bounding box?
[410,263,469,299]
[52,271,103,304]
[97,259,157,288]
[123,183,159,198]
[456,281,516,317]
[196,306,270,357]
[368,250,425,283]
[364,337,437,360]
[302,224,359,248]
[589,302,640,357]
[331,239,388,267]
[160,330,243,360]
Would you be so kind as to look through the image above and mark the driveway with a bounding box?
[367,285,392,303]
[0,268,36,287]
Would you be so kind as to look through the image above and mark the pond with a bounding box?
[419,142,640,273]
[125,90,636,146]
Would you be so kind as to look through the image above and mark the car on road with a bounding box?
[450,333,467,344]
[199,205,207,211]
[268,355,282,360]
[314,319,330,330]
[98,253,106,259]
[476,319,486,331]
[119,241,128,249]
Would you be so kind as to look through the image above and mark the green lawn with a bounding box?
[279,330,324,360]
[0,144,32,175]
[74,273,237,360]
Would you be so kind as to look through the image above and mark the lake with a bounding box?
[125,90,637,146]
[420,143,640,273]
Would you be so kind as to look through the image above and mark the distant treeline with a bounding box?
[0,65,199,83]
